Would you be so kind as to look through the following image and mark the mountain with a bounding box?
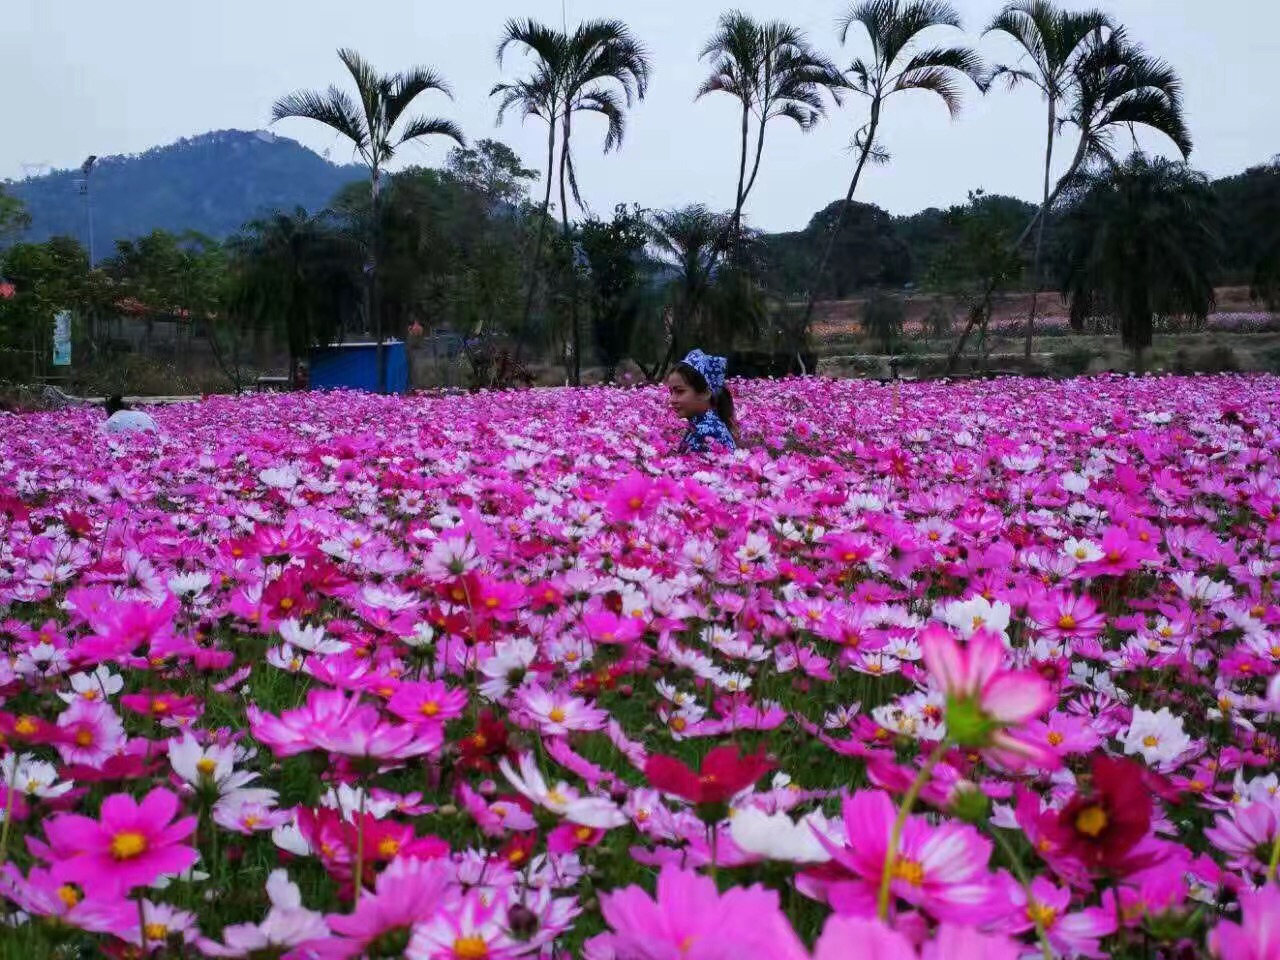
[5,130,364,252]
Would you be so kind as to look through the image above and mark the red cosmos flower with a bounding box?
[645,745,774,806]
[456,711,510,771]
[1045,755,1154,871]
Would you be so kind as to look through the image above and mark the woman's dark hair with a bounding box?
[104,394,127,416]
[674,362,739,443]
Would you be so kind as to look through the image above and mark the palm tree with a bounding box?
[799,0,984,332]
[984,1,1111,360]
[650,205,767,357]
[946,31,1191,369]
[271,48,463,393]
[493,24,563,355]
[1058,153,1219,373]
[697,13,844,245]
[494,19,651,386]
[229,209,361,384]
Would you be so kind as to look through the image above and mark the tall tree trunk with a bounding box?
[1024,101,1056,361]
[731,101,750,245]
[559,114,580,387]
[798,100,881,336]
[515,121,558,363]
[370,169,386,394]
[946,129,1090,373]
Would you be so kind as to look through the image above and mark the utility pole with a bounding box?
[79,155,97,268]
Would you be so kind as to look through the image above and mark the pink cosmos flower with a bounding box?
[326,856,453,955]
[54,698,126,767]
[919,623,1055,766]
[1204,801,1279,875]
[519,685,608,735]
[41,787,198,895]
[591,865,808,960]
[605,473,661,523]
[249,688,440,761]
[816,790,997,923]
[999,875,1117,957]
[812,916,1023,960]
[386,680,468,726]
[1029,590,1109,643]
[0,863,135,935]
[1208,884,1280,960]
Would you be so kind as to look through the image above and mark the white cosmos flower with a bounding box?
[0,754,73,798]
[58,665,124,704]
[1062,537,1103,564]
[259,466,300,490]
[1061,472,1090,494]
[1122,707,1193,766]
[729,807,838,864]
[935,595,1012,640]
[168,734,258,795]
[168,571,212,596]
[498,752,625,828]
[278,619,349,655]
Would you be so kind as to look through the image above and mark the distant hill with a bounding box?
[5,130,364,252]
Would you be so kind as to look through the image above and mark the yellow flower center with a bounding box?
[454,936,489,959]
[144,922,168,941]
[1046,731,1064,746]
[74,729,94,747]
[420,701,441,717]
[891,857,925,886]
[679,936,697,955]
[545,789,568,806]
[378,837,401,857]
[82,689,98,701]
[14,717,37,736]
[1075,806,1108,838]
[627,497,643,510]
[1142,735,1160,748]
[1057,614,1076,630]
[56,885,81,908]
[484,597,499,609]
[242,814,261,829]
[196,758,217,777]
[1026,902,1058,929]
[548,707,567,724]
[110,831,148,860]
[574,825,594,842]
[279,597,294,610]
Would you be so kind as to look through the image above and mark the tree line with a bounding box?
[2,1,1279,387]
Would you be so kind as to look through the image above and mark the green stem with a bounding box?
[1267,829,1280,882]
[877,739,949,921]
[0,755,17,867]
[991,827,1054,960]
[353,779,367,905]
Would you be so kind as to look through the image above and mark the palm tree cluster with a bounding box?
[263,0,1198,388]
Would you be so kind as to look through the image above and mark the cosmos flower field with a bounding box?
[1,374,1279,959]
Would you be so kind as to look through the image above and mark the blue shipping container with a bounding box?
[309,341,409,394]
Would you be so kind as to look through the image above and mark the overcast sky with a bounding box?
[3,0,1276,232]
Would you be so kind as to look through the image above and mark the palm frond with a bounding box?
[271,87,369,156]
[394,116,466,150]
[893,66,967,117]
[575,88,626,153]
[385,65,454,130]
[496,17,564,68]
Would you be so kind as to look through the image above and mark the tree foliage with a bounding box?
[1058,154,1220,370]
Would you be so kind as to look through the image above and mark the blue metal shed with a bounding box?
[308,340,409,394]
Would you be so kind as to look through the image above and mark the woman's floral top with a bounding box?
[680,411,736,454]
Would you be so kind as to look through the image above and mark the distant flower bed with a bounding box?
[0,376,1279,958]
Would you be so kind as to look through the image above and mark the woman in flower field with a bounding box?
[0,373,1279,958]
[667,349,739,453]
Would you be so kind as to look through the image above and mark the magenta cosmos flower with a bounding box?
[42,787,198,895]
[1208,884,1280,960]
[591,864,807,960]
[816,790,997,923]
